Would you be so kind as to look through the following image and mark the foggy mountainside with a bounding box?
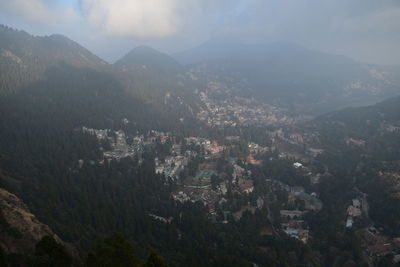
[0,15,400,267]
[175,40,400,115]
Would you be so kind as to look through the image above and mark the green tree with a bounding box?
[86,233,140,267]
[143,249,168,267]
[34,235,72,267]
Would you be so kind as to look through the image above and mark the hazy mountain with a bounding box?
[178,40,400,115]
[0,25,203,128]
[316,95,400,128]
[114,46,203,118]
[310,95,400,150]
[115,45,183,74]
[173,38,252,65]
[3,24,400,266]
[302,95,400,239]
[0,25,108,94]
[299,97,400,168]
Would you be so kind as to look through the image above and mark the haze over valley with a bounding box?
[1,1,400,266]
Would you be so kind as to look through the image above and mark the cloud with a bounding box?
[1,0,399,64]
[332,7,400,38]
[80,0,199,38]
[0,0,77,24]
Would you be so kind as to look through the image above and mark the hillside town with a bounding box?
[196,90,299,127]
[80,124,328,245]
[79,103,400,262]
[190,71,310,127]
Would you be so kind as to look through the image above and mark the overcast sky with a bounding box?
[0,0,399,65]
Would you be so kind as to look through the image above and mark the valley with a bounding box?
[1,24,400,267]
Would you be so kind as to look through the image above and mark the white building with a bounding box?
[293,162,303,168]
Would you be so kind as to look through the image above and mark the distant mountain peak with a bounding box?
[172,39,312,65]
[46,33,73,43]
[115,45,182,73]
[0,24,108,93]
[129,45,162,53]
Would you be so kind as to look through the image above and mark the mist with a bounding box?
[2,1,400,266]
[1,0,399,65]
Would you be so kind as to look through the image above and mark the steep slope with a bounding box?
[115,45,182,74]
[0,62,185,249]
[173,38,250,65]
[0,25,108,94]
[114,46,203,121]
[0,188,62,255]
[307,95,400,159]
[0,25,201,121]
[300,96,400,239]
[178,40,400,115]
[0,25,201,130]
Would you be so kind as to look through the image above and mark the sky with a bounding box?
[0,0,400,65]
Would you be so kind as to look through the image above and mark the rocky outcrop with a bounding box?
[0,188,61,255]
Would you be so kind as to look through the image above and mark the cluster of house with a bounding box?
[171,155,257,220]
[246,143,268,165]
[269,128,317,144]
[230,159,255,194]
[148,213,173,224]
[267,129,325,159]
[154,135,229,181]
[155,143,196,181]
[104,130,138,159]
[289,187,323,211]
[345,137,366,146]
[175,185,220,214]
[196,88,299,127]
[359,227,400,264]
[169,136,287,221]
[82,127,109,139]
[280,210,309,243]
[82,127,138,160]
[83,126,295,231]
[154,136,265,199]
[282,186,321,243]
[385,123,400,133]
[155,155,188,181]
[291,161,323,185]
[268,179,323,243]
[172,167,220,213]
[172,191,191,203]
[80,127,136,165]
[248,142,268,154]
[346,198,362,228]
[81,127,181,164]
[172,166,254,207]
[185,136,225,158]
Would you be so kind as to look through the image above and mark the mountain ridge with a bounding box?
[181,39,400,114]
[0,25,108,94]
[116,45,182,74]
[0,25,202,126]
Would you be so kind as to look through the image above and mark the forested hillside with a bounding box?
[114,46,203,120]
[309,95,400,160]
[0,25,202,124]
[0,65,311,266]
[0,26,313,266]
[0,25,108,94]
[304,96,400,241]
